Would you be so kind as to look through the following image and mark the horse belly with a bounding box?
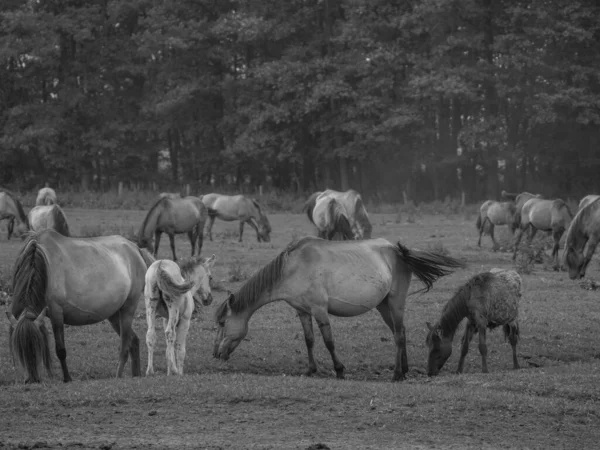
[213,201,245,221]
[61,288,131,325]
[326,278,390,317]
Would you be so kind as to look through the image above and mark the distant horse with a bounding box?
[5,229,153,383]
[145,254,217,376]
[501,191,542,231]
[311,197,355,240]
[201,193,271,243]
[35,187,57,206]
[213,237,464,382]
[304,189,372,240]
[159,192,181,199]
[138,196,207,261]
[426,268,521,376]
[563,197,600,279]
[28,204,70,236]
[475,200,516,250]
[0,190,29,240]
[578,194,600,210]
[512,197,573,270]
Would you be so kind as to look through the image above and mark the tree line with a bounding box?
[1,0,599,203]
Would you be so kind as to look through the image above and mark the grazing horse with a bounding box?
[5,229,153,383]
[563,197,600,279]
[145,254,217,376]
[35,187,57,206]
[201,193,271,243]
[213,237,464,382]
[426,268,521,376]
[501,191,542,231]
[578,194,600,210]
[0,190,29,240]
[138,196,207,261]
[512,198,573,270]
[28,204,70,236]
[304,189,372,240]
[311,197,355,240]
[475,200,516,250]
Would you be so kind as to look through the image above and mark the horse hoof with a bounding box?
[392,373,405,382]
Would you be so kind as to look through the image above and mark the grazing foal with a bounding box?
[145,255,216,376]
[426,268,521,376]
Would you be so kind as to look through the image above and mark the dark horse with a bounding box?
[6,229,153,383]
[213,237,464,382]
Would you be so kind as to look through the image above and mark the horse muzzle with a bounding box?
[203,293,213,306]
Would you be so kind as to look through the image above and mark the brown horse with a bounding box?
[475,200,516,250]
[304,189,372,239]
[201,193,271,243]
[0,190,29,239]
[311,196,355,240]
[578,194,600,211]
[512,197,573,270]
[426,268,521,376]
[35,187,57,206]
[213,237,464,382]
[6,230,153,383]
[28,204,70,236]
[501,191,542,231]
[563,197,600,279]
[138,196,207,260]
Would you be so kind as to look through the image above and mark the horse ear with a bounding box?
[203,254,217,267]
[426,321,433,331]
[5,311,18,327]
[34,307,48,327]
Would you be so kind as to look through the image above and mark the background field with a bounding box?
[1,208,599,449]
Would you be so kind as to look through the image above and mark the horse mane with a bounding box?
[565,197,600,250]
[353,195,372,238]
[328,199,354,240]
[51,205,70,237]
[2,190,29,225]
[138,197,167,240]
[11,234,49,315]
[223,238,307,315]
[251,198,271,230]
[552,198,574,220]
[303,191,322,225]
[437,272,494,336]
[177,256,203,277]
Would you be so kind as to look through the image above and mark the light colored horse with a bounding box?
[0,190,29,239]
[201,193,271,243]
[512,197,573,270]
[145,254,216,376]
[501,191,542,231]
[426,269,521,376]
[311,196,355,240]
[35,187,57,206]
[213,237,464,382]
[578,194,600,210]
[5,229,153,383]
[475,200,516,250]
[304,189,372,239]
[563,197,600,279]
[138,196,207,260]
[28,204,70,236]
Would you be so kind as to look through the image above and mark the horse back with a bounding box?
[476,270,520,325]
[159,196,207,230]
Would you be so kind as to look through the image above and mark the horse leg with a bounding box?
[145,298,158,376]
[477,217,485,247]
[164,305,179,375]
[512,228,524,260]
[551,228,563,271]
[153,231,162,258]
[196,223,204,255]
[51,316,72,383]
[108,311,140,378]
[246,219,261,242]
[477,326,489,373]
[504,322,520,370]
[187,230,196,257]
[313,310,345,379]
[207,215,215,241]
[457,321,476,374]
[238,221,244,242]
[168,233,177,261]
[7,217,14,240]
[174,308,192,375]
[296,311,317,376]
[112,300,140,378]
[489,223,499,251]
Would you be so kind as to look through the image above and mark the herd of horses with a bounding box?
[1,185,599,385]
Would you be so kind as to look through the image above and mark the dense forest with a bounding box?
[1,0,599,203]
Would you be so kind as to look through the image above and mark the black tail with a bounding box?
[475,214,482,232]
[329,199,354,240]
[207,207,218,218]
[395,242,465,293]
[303,192,321,225]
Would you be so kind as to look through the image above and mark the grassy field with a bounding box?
[0,208,599,449]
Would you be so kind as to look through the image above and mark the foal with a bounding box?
[145,254,216,375]
[426,268,521,376]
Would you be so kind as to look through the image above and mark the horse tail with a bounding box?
[207,207,218,218]
[475,213,482,232]
[329,199,354,240]
[137,246,156,269]
[52,206,70,237]
[395,241,465,293]
[155,262,194,299]
[9,237,52,382]
[303,192,321,225]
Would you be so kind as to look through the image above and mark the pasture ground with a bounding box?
[1,209,599,449]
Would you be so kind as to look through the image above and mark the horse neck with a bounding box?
[438,287,470,340]
[140,206,161,239]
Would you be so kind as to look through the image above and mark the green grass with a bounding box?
[0,209,599,448]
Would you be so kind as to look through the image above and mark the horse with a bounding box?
[5,229,154,383]
[145,254,217,376]
[304,189,372,240]
[28,204,70,236]
[311,196,355,240]
[201,193,271,243]
[562,197,600,279]
[35,187,57,206]
[501,191,542,231]
[0,190,29,240]
[475,200,517,250]
[159,192,181,199]
[426,268,521,376]
[138,196,207,261]
[578,194,600,210]
[512,197,573,270]
[213,237,465,382]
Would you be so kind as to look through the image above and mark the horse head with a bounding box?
[213,292,248,360]
[257,215,272,243]
[564,246,587,280]
[425,321,453,376]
